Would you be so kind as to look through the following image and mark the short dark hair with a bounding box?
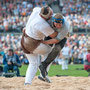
[42,6,49,15]
[40,6,53,19]
[8,49,14,53]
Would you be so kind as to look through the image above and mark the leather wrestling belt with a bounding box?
[21,30,42,54]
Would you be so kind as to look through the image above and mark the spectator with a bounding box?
[84,44,90,76]
[3,48,21,76]
[0,0,89,33]
[61,44,70,70]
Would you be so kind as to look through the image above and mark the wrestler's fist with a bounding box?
[49,31,58,38]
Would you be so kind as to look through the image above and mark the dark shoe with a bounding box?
[38,75,51,83]
[39,64,47,78]
[38,75,45,81]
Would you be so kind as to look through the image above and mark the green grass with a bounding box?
[19,64,89,77]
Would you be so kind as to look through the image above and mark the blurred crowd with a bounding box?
[0,34,29,65]
[62,0,90,32]
[0,34,90,65]
[55,34,90,65]
[0,0,90,32]
[0,0,46,32]
[0,0,90,64]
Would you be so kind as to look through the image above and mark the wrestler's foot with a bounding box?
[38,75,45,81]
[38,75,51,83]
[39,64,47,78]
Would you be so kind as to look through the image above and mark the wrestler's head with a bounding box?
[40,6,53,20]
[52,13,64,29]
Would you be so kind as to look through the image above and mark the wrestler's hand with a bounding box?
[41,38,59,44]
[66,32,70,38]
[49,31,58,38]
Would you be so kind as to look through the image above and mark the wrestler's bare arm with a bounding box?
[42,31,70,45]
[41,31,59,44]
[42,39,59,44]
[49,31,58,38]
[41,38,59,44]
